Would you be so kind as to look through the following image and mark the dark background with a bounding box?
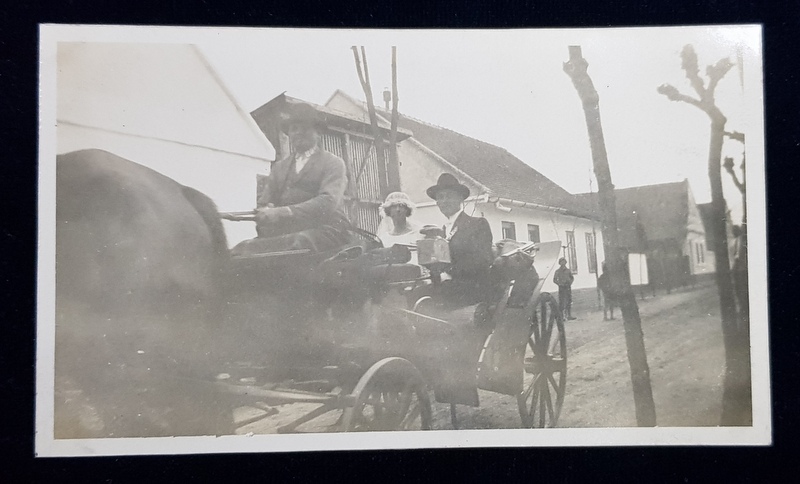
[2,0,797,481]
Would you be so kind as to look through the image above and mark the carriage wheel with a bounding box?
[518,292,567,428]
[342,357,432,432]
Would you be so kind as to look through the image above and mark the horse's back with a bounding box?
[56,149,227,315]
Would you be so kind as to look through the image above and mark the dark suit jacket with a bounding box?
[447,211,494,281]
[257,148,349,236]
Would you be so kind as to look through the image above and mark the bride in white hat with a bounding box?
[376,192,422,253]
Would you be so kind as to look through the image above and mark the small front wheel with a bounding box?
[342,357,432,432]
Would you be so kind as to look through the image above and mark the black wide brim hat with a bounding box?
[281,102,327,133]
[426,173,470,200]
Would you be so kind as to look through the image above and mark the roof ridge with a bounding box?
[575,179,687,197]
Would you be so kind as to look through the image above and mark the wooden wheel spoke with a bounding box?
[529,373,542,420]
[343,358,432,432]
[517,294,567,429]
[399,397,422,430]
[531,318,541,347]
[543,378,555,424]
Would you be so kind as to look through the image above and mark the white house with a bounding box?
[55,42,276,247]
[325,90,605,292]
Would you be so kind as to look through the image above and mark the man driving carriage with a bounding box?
[231,102,353,256]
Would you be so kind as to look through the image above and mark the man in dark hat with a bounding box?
[232,102,352,255]
[426,173,494,300]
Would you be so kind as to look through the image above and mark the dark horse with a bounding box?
[54,149,234,438]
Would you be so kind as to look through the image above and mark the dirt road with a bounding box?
[235,283,726,433]
[436,282,726,429]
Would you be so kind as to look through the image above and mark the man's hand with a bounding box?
[255,206,293,225]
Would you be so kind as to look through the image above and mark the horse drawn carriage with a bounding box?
[209,212,568,434]
[53,149,567,438]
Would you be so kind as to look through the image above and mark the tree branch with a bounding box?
[352,46,367,90]
[707,58,735,98]
[657,84,704,109]
[723,157,745,194]
[681,45,706,99]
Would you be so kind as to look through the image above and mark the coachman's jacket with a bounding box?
[252,148,351,253]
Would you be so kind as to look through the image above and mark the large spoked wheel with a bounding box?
[342,357,433,432]
[518,292,567,428]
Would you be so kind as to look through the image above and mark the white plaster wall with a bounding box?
[686,187,716,275]
[55,42,276,248]
[685,233,716,276]
[412,201,604,291]
[58,124,268,247]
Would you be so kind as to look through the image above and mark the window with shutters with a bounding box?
[566,231,578,274]
[585,232,597,273]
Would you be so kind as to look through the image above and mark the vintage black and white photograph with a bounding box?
[36,25,769,456]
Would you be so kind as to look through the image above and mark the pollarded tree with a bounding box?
[657,45,751,426]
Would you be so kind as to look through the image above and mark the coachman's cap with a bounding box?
[281,102,326,133]
[426,173,470,200]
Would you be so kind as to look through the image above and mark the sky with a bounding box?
[96,26,757,222]
[193,26,761,220]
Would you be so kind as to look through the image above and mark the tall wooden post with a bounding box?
[564,46,656,427]
[388,46,401,193]
[352,46,401,197]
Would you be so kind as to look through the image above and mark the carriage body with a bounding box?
[212,230,568,433]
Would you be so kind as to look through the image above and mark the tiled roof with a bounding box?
[575,180,690,249]
[326,90,592,217]
[390,113,588,215]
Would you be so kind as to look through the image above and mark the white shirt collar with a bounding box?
[446,209,463,225]
[443,209,463,239]
[294,146,318,173]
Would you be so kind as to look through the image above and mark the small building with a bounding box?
[55,42,276,247]
[576,179,715,292]
[325,90,604,292]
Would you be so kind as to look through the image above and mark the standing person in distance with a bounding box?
[554,257,577,320]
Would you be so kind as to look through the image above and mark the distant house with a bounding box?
[56,43,276,247]
[576,180,715,291]
[325,90,604,291]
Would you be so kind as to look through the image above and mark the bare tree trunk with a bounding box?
[564,46,656,427]
[658,45,751,425]
[709,123,752,425]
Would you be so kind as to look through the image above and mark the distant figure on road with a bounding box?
[597,262,617,320]
[554,257,576,320]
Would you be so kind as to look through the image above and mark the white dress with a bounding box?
[376,218,422,264]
